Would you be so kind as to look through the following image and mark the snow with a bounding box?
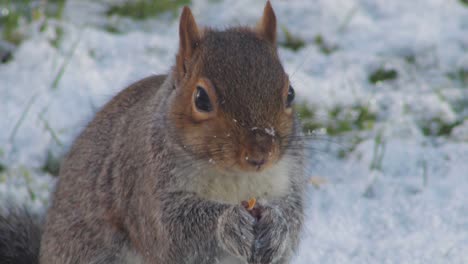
[298,139,468,263]
[1,0,468,263]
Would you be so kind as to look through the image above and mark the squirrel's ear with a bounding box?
[257,1,277,45]
[176,6,200,77]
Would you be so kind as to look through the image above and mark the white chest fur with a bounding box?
[179,157,292,204]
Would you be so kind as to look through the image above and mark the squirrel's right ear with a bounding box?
[176,6,200,80]
[257,1,277,45]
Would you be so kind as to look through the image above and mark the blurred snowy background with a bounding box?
[1,0,468,263]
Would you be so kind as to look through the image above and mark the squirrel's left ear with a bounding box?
[176,6,200,80]
[257,1,277,45]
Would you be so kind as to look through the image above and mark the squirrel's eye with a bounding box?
[286,85,295,107]
[195,86,213,112]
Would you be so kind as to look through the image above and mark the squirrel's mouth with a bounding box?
[238,155,271,172]
[204,150,279,173]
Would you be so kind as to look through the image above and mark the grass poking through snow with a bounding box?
[106,0,191,20]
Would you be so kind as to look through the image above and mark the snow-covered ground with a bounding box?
[1,0,468,263]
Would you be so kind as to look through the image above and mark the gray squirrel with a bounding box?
[0,2,305,263]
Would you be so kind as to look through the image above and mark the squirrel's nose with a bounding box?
[242,150,270,171]
[246,157,266,168]
[240,130,275,171]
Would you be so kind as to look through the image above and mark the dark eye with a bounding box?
[286,85,295,107]
[195,86,213,112]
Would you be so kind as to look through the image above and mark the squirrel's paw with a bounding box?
[250,205,289,264]
[217,206,255,260]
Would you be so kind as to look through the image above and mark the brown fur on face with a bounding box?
[169,6,294,172]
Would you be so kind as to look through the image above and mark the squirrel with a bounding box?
[0,1,305,263]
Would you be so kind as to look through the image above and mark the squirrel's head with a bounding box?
[169,1,297,173]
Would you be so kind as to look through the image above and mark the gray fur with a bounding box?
[0,207,42,264]
[217,206,256,261]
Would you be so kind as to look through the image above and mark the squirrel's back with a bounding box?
[40,74,171,263]
[0,75,166,264]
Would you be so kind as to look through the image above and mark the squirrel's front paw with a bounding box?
[217,206,255,260]
[250,205,289,264]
